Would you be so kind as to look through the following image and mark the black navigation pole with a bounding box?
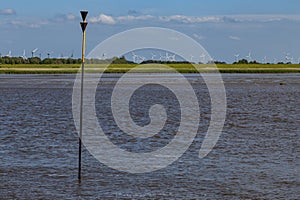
[78,10,88,181]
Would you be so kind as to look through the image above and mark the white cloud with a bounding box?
[9,20,34,28]
[223,15,300,23]
[158,14,300,24]
[0,8,16,15]
[90,14,116,24]
[89,14,154,24]
[87,13,223,25]
[52,13,77,22]
[117,15,154,21]
[159,15,222,23]
[63,13,300,26]
[229,36,241,41]
[66,14,76,21]
[7,20,47,28]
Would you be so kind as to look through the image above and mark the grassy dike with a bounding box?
[0,63,300,74]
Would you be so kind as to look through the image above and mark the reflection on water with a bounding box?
[0,74,299,199]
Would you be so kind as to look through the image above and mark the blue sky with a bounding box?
[1,0,300,63]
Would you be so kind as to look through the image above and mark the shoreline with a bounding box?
[0,64,299,74]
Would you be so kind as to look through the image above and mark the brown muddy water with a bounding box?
[0,74,299,199]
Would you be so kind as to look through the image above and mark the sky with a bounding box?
[1,0,300,63]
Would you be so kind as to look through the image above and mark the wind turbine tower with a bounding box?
[159,53,165,62]
[22,50,27,60]
[70,50,74,58]
[169,54,176,62]
[151,53,156,60]
[31,48,38,57]
[263,56,267,63]
[246,51,252,62]
[47,52,53,58]
[132,52,138,63]
[234,53,240,62]
[200,53,206,63]
[7,51,12,57]
[190,55,194,63]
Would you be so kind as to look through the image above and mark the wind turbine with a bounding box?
[246,51,252,61]
[138,55,145,63]
[234,53,240,62]
[159,53,165,62]
[31,48,38,57]
[102,53,107,60]
[47,51,53,58]
[6,51,12,57]
[166,52,175,62]
[284,52,291,63]
[298,57,300,64]
[165,52,170,62]
[151,52,156,60]
[70,50,74,58]
[169,54,176,62]
[199,53,206,64]
[190,55,194,63]
[132,52,138,63]
[262,56,267,63]
[22,50,27,60]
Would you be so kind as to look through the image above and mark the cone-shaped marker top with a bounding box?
[80,22,88,32]
[80,11,88,21]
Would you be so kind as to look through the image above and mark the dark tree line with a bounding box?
[0,56,296,65]
[0,56,132,65]
[233,59,293,65]
[0,56,82,65]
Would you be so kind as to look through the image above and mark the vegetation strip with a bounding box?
[0,64,300,74]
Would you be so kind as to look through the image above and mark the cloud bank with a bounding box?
[87,13,300,25]
[90,14,116,24]
[0,9,16,15]
[2,12,300,30]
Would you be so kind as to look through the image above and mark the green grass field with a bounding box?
[0,63,300,74]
